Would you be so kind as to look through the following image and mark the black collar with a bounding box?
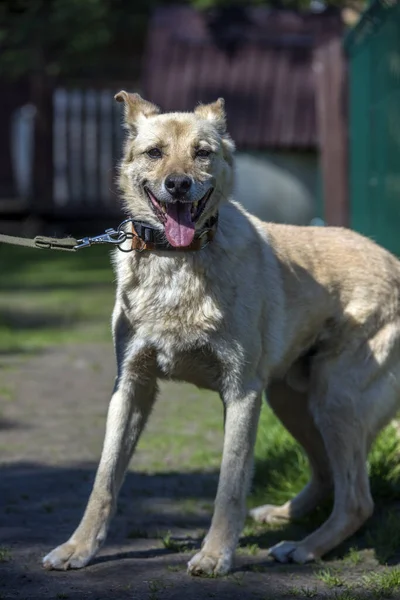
[130,213,218,252]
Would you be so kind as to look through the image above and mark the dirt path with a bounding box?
[0,344,380,599]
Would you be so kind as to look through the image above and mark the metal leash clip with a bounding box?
[74,219,135,251]
[74,228,127,250]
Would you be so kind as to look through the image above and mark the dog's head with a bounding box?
[115,92,235,248]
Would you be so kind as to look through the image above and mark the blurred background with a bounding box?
[1,3,400,597]
[1,0,398,241]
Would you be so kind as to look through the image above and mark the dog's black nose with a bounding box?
[165,174,192,198]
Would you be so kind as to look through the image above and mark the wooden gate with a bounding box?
[0,79,130,221]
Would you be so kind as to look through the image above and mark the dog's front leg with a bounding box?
[42,348,158,571]
[188,386,262,576]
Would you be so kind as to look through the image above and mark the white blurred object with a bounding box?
[10,104,36,199]
[234,153,316,225]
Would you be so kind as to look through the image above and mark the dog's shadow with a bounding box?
[1,461,400,571]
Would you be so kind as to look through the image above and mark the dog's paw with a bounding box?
[249,504,290,524]
[42,540,95,571]
[268,540,316,564]
[187,550,232,577]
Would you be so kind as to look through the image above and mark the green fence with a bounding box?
[345,1,400,256]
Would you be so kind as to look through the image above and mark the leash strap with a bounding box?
[0,232,78,252]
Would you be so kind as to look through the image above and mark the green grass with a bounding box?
[137,382,223,472]
[161,531,192,553]
[0,546,11,562]
[315,568,345,588]
[287,586,318,598]
[0,245,115,353]
[237,542,260,556]
[0,385,14,401]
[361,567,400,598]
[344,547,363,566]
[252,403,310,508]
[333,593,360,600]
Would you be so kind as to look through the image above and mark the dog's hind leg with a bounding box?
[43,307,158,570]
[268,325,400,564]
[269,366,379,564]
[250,380,332,525]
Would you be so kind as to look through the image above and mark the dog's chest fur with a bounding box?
[115,251,228,388]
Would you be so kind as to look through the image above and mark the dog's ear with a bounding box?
[195,98,235,161]
[115,91,160,134]
[195,98,227,134]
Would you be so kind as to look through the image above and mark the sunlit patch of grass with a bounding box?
[237,542,259,556]
[136,382,223,473]
[361,567,400,598]
[251,402,310,509]
[315,568,345,588]
[0,245,114,353]
[344,547,363,566]
[368,423,400,501]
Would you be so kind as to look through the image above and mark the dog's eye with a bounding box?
[196,149,211,159]
[147,148,162,159]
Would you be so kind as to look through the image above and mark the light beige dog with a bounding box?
[43,93,400,576]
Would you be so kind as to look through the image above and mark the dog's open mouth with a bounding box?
[144,188,213,247]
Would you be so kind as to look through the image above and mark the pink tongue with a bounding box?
[164,203,195,247]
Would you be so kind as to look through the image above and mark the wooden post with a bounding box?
[314,37,349,227]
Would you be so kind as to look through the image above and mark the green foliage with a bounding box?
[0,0,108,78]
[0,0,357,79]
[0,0,153,79]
